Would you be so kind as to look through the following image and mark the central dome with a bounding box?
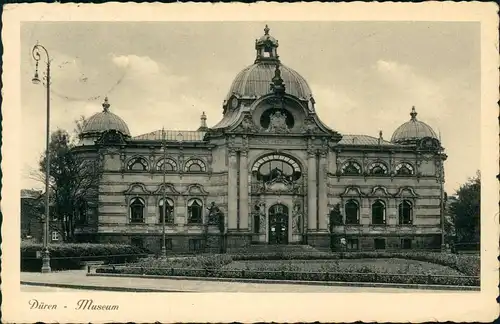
[224,25,313,103]
[225,62,313,101]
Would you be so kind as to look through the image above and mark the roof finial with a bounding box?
[198,111,209,131]
[378,130,383,145]
[102,96,110,112]
[264,24,270,35]
[270,63,286,95]
[410,106,417,120]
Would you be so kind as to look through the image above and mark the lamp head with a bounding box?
[32,71,41,85]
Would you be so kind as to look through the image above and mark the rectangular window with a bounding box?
[131,237,144,249]
[189,239,203,252]
[374,238,386,250]
[347,238,359,250]
[401,238,412,250]
[159,238,173,250]
[51,231,60,241]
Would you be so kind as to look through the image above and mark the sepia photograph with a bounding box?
[2,2,498,323]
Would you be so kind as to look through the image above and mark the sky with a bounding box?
[20,21,481,194]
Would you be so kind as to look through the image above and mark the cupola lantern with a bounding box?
[255,24,280,64]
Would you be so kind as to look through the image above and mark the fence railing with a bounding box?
[21,253,150,260]
[94,264,480,287]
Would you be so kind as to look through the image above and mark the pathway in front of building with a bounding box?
[20,270,464,293]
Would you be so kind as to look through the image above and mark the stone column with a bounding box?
[307,149,317,231]
[318,150,328,230]
[239,150,249,230]
[227,148,238,230]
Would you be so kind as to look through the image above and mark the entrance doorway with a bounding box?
[268,204,289,244]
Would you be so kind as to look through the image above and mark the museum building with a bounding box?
[73,26,447,253]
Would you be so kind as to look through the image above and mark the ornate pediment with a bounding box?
[298,117,325,135]
[370,186,391,197]
[394,186,418,198]
[233,114,260,133]
[124,183,150,195]
[184,183,209,196]
[340,186,365,197]
[153,183,180,195]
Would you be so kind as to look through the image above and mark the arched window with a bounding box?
[398,200,413,225]
[188,199,203,223]
[341,161,362,175]
[157,158,177,172]
[127,157,148,171]
[345,200,360,225]
[395,162,414,175]
[371,200,386,225]
[252,154,302,182]
[130,197,145,223]
[184,159,206,172]
[159,198,174,223]
[369,162,388,175]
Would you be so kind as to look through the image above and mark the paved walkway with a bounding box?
[20,270,459,293]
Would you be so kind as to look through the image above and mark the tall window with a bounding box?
[159,198,174,223]
[127,157,148,171]
[371,200,386,225]
[395,163,414,175]
[341,161,362,175]
[184,159,206,172]
[345,200,360,225]
[130,197,145,223]
[157,158,177,172]
[188,199,203,223]
[253,214,260,233]
[398,200,413,225]
[252,154,301,183]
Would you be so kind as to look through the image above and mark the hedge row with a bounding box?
[228,251,480,276]
[21,242,148,272]
[96,265,479,287]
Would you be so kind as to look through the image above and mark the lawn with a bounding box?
[222,258,465,276]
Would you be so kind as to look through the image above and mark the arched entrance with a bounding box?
[268,204,289,244]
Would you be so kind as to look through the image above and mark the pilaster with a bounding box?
[239,149,249,230]
[318,148,328,231]
[227,148,238,230]
[307,147,317,231]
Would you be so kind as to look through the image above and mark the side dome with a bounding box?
[391,107,438,144]
[81,97,131,137]
[224,25,313,105]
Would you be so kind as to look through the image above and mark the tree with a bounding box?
[449,171,480,244]
[33,125,101,242]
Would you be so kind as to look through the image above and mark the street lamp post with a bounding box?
[32,43,51,273]
[161,127,167,258]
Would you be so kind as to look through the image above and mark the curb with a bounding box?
[20,281,193,293]
[86,273,480,291]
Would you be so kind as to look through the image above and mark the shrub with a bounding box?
[21,242,147,272]
[96,264,479,287]
[229,251,480,276]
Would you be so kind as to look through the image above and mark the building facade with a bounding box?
[73,26,447,253]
